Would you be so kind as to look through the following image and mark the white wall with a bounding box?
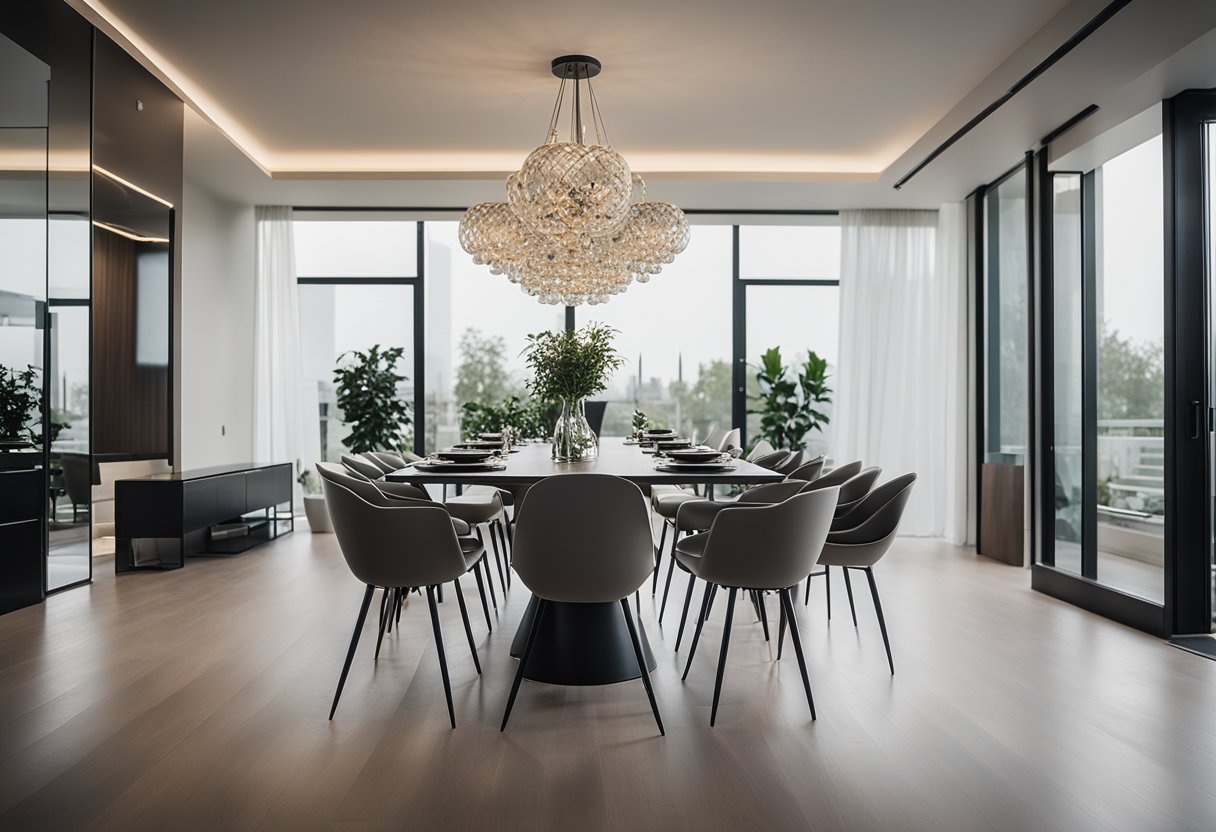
[179,177,255,469]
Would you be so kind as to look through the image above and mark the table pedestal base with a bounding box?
[510,595,658,685]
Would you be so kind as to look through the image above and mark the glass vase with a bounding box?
[551,397,598,462]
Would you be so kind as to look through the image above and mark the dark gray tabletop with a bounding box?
[383,438,783,486]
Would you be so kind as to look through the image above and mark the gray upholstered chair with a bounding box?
[317,463,498,634]
[701,426,726,450]
[360,452,396,475]
[674,486,839,725]
[797,460,863,606]
[787,456,825,482]
[746,439,776,461]
[816,472,917,675]
[321,476,485,727]
[341,453,386,480]
[751,450,792,471]
[718,428,742,454]
[661,479,809,647]
[501,474,663,735]
[772,450,807,477]
[833,466,883,518]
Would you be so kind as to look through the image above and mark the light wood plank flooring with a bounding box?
[1,528,1215,831]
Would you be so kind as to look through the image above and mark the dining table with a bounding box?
[384,437,785,686]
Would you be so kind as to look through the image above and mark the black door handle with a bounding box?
[1190,400,1201,439]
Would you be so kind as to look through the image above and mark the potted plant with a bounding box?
[523,323,624,461]
[297,461,332,533]
[631,408,650,438]
[748,347,832,451]
[332,345,413,454]
[0,364,39,453]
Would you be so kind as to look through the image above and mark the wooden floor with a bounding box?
[2,529,1215,831]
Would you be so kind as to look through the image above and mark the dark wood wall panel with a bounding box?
[93,229,169,457]
[980,462,1024,566]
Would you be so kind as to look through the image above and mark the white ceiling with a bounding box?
[70,0,1216,209]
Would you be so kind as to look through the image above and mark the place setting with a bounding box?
[653,445,737,473]
[413,445,509,473]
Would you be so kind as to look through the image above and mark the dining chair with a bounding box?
[800,464,881,610]
[833,466,883,518]
[321,476,485,728]
[501,474,664,735]
[341,453,387,480]
[772,451,807,477]
[661,479,808,647]
[718,428,742,454]
[815,473,916,675]
[787,456,825,482]
[316,463,498,634]
[360,452,397,475]
[746,439,776,461]
[702,426,726,451]
[674,486,839,725]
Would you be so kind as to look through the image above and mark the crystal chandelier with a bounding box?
[459,55,690,306]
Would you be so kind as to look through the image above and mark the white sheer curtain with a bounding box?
[833,206,968,542]
[253,207,318,491]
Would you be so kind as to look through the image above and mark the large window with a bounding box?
[584,225,733,438]
[983,167,1029,462]
[294,217,419,462]
[423,221,565,451]
[294,214,843,460]
[740,223,841,456]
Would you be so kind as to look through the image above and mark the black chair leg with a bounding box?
[488,525,508,595]
[621,598,664,736]
[705,583,718,620]
[659,532,680,622]
[778,587,817,720]
[777,592,787,660]
[755,591,771,641]
[374,589,390,661]
[384,588,394,634]
[498,521,513,587]
[681,581,715,680]
[864,567,894,675]
[425,585,456,729]
[709,587,738,727]
[501,598,547,731]
[394,588,405,626]
[482,551,499,611]
[824,566,831,621]
[652,522,667,594]
[492,521,511,589]
[804,572,813,606]
[330,584,375,720]
[842,567,858,627]
[472,561,493,630]
[452,577,481,675]
[675,571,697,651]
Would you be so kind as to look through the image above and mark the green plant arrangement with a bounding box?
[523,323,624,461]
[631,408,650,435]
[0,365,41,446]
[332,345,413,454]
[460,395,559,441]
[748,347,832,452]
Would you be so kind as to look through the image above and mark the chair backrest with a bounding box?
[836,466,882,507]
[318,462,431,509]
[773,450,807,476]
[702,426,726,450]
[751,450,791,471]
[786,456,825,482]
[512,474,653,603]
[699,487,840,590]
[361,452,396,474]
[737,479,808,505]
[369,452,408,471]
[320,476,468,588]
[585,400,608,438]
[746,439,776,461]
[829,473,917,543]
[801,460,863,492]
[61,452,93,504]
[718,428,742,453]
[341,453,384,480]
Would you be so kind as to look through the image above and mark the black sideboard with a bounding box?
[0,462,45,614]
[115,462,293,572]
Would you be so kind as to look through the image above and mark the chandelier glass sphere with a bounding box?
[460,55,689,307]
